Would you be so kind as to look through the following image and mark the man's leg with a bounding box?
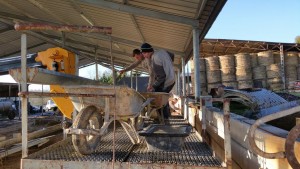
[161,82,175,119]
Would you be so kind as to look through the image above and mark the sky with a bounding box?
[1,0,299,84]
[80,0,300,78]
[205,0,299,43]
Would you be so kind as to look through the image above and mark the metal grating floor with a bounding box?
[25,117,222,168]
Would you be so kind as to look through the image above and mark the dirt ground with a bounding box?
[0,115,64,169]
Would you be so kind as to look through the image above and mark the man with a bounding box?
[119,49,154,90]
[141,43,175,92]
[141,43,175,119]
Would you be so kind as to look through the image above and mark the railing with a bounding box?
[199,97,232,169]
[248,105,300,168]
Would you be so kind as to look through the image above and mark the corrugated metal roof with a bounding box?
[0,0,227,74]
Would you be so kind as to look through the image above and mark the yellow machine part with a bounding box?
[50,85,73,119]
[35,47,76,119]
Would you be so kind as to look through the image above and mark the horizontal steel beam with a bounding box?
[9,67,102,85]
[15,22,112,34]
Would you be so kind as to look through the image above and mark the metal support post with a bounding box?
[192,28,201,101]
[21,33,28,158]
[177,69,181,96]
[130,70,133,88]
[181,57,187,120]
[280,45,285,90]
[186,62,191,95]
[223,99,232,169]
[95,48,99,80]
[73,54,79,122]
[135,71,138,91]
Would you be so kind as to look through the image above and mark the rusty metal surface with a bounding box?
[18,91,115,98]
[248,105,300,159]
[222,99,232,169]
[14,23,112,34]
[140,92,170,108]
[285,124,300,169]
[22,118,223,169]
[9,67,102,85]
[64,85,145,117]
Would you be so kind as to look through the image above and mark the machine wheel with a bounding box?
[7,111,15,120]
[72,105,103,155]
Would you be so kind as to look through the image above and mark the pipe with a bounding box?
[14,23,112,34]
[285,124,300,169]
[18,91,115,98]
[248,105,300,159]
[181,57,187,120]
[223,99,232,169]
[21,33,28,158]
[192,28,201,101]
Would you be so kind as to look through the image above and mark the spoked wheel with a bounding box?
[72,105,103,155]
[131,116,144,131]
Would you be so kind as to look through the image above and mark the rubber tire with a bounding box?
[7,111,15,120]
[72,105,103,155]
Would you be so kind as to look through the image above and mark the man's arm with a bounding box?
[120,59,142,73]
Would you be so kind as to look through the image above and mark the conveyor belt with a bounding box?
[22,117,223,169]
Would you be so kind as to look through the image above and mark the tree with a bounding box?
[98,72,113,84]
[295,36,300,44]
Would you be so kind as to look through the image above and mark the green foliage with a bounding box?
[98,73,113,84]
[97,71,130,85]
[295,36,300,44]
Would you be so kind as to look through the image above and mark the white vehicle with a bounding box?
[45,100,57,111]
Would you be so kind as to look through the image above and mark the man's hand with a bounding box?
[119,70,125,74]
[147,85,154,92]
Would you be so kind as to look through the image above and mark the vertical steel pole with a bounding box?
[130,70,133,88]
[95,48,99,81]
[174,70,178,95]
[21,34,28,158]
[135,71,138,91]
[280,46,285,90]
[62,32,67,139]
[181,57,187,120]
[192,28,201,101]
[186,62,191,95]
[18,84,21,120]
[73,54,79,123]
[177,71,180,95]
[223,99,232,169]
[200,98,206,132]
